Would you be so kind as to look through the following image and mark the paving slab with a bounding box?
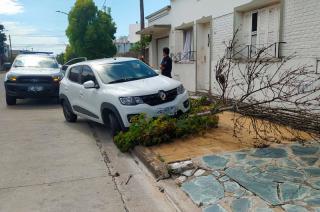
[251,147,288,158]
[203,155,229,170]
[230,198,251,212]
[225,167,281,205]
[203,204,227,212]
[291,145,319,156]
[179,143,320,211]
[181,175,224,206]
[282,204,309,212]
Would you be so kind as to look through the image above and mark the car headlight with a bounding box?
[177,84,185,95]
[6,75,17,82]
[52,75,62,82]
[119,96,144,106]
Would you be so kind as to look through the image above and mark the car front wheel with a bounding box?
[6,95,16,106]
[62,101,77,122]
[108,113,122,136]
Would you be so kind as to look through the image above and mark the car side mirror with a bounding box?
[83,80,96,89]
[3,62,12,71]
[61,65,69,71]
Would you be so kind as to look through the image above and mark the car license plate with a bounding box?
[157,106,177,116]
[28,86,43,92]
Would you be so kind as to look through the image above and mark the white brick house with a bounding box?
[139,0,320,95]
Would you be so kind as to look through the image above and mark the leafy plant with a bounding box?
[114,112,219,153]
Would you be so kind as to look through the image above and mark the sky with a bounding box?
[0,0,170,54]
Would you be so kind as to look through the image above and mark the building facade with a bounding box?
[140,0,320,95]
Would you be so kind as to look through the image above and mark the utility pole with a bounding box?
[139,0,145,57]
[9,35,12,61]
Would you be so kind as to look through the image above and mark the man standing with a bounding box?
[160,47,172,78]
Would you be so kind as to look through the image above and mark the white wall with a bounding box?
[281,0,320,59]
[147,0,320,95]
[128,24,141,43]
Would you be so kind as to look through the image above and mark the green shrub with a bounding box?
[114,113,219,152]
[190,96,216,114]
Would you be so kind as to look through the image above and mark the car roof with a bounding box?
[75,57,139,66]
[16,54,55,58]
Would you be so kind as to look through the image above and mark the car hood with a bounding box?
[105,75,181,96]
[8,67,61,76]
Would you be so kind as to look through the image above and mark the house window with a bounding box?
[234,3,281,60]
[251,12,258,33]
[182,28,194,61]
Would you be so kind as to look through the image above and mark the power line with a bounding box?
[10,34,66,38]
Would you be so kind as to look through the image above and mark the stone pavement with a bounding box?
[179,142,320,212]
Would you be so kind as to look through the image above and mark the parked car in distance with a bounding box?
[4,54,62,105]
[59,57,190,135]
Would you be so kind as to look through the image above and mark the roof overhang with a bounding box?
[196,16,212,24]
[235,0,280,12]
[136,25,171,35]
[175,21,194,30]
[146,6,171,19]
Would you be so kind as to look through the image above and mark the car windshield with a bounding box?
[95,60,158,84]
[13,55,59,69]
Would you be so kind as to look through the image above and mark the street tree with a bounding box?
[204,33,320,146]
[130,35,151,55]
[66,0,117,60]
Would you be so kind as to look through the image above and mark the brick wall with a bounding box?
[282,0,320,59]
[212,13,234,62]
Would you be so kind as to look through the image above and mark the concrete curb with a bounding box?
[131,146,170,180]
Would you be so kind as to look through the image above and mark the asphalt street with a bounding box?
[0,72,176,212]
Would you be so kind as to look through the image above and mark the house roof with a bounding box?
[136,25,171,35]
[145,5,171,19]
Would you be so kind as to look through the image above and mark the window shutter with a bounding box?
[242,12,251,45]
[174,30,184,54]
[267,5,280,45]
[258,8,268,46]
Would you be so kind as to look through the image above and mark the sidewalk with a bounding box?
[179,143,320,212]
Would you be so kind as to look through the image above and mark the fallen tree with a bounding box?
[207,33,320,144]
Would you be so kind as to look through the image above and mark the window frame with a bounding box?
[182,27,194,61]
[68,65,82,84]
[80,65,99,86]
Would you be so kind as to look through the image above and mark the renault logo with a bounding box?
[158,91,167,101]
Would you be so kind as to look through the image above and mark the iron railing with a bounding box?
[226,42,286,60]
[172,51,196,63]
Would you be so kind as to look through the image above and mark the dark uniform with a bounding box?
[160,56,172,78]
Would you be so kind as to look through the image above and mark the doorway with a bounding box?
[157,37,169,68]
[196,22,211,92]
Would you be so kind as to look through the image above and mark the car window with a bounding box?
[68,66,82,83]
[95,60,158,84]
[81,66,97,84]
[13,55,59,69]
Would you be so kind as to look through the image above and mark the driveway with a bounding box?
[0,73,175,212]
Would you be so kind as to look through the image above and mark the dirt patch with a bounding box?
[149,112,313,163]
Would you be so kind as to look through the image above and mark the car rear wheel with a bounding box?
[6,95,16,106]
[62,101,77,122]
[108,113,122,136]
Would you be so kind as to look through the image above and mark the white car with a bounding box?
[59,57,190,135]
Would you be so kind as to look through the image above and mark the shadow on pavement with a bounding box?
[5,98,60,110]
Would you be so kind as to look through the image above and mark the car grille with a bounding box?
[141,88,178,106]
[17,76,53,84]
